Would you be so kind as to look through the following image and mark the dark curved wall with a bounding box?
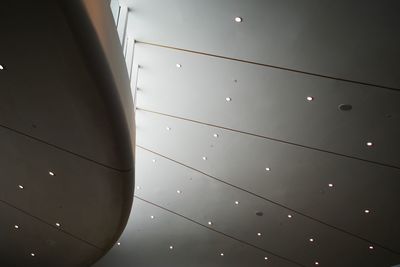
[0,1,134,266]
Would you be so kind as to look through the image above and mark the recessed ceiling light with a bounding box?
[288,214,292,218]
[213,133,219,138]
[208,221,212,225]
[136,186,141,190]
[220,252,224,256]
[177,190,182,194]
[265,167,271,171]
[117,242,121,246]
[30,253,35,257]
[0,65,4,70]
[225,97,232,102]
[369,245,374,250]
[264,256,268,260]
[315,261,319,265]
[306,96,314,101]
[14,225,19,229]
[166,126,171,131]
[366,142,373,147]
[202,156,207,161]
[257,232,262,236]
[55,222,61,227]
[234,201,239,205]
[328,183,334,188]
[309,238,314,242]
[18,185,24,189]
[364,209,370,214]
[169,245,174,250]
[152,159,156,163]
[234,17,243,22]
[176,64,182,68]
[48,171,55,176]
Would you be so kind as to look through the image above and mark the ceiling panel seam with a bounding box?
[136,108,400,171]
[136,41,400,93]
[136,145,400,256]
[0,199,104,251]
[133,196,307,267]
[0,123,132,173]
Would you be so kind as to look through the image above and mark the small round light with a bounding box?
[265,167,271,171]
[234,201,239,205]
[309,238,314,242]
[152,159,156,163]
[202,156,207,161]
[264,257,268,260]
[150,215,155,219]
[213,133,219,138]
[18,185,24,189]
[369,245,374,250]
[328,183,334,188]
[315,261,319,266]
[220,252,224,256]
[225,97,232,102]
[14,225,19,229]
[30,253,35,257]
[208,221,212,226]
[177,190,182,194]
[288,214,292,218]
[166,127,171,131]
[55,222,61,227]
[0,65,4,70]
[257,232,262,236]
[176,64,182,68]
[364,209,370,214]
[136,186,141,190]
[117,242,121,246]
[48,171,55,176]
[306,96,314,101]
[169,245,174,250]
[234,17,243,22]
[366,142,373,147]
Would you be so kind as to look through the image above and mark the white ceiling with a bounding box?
[95,0,400,266]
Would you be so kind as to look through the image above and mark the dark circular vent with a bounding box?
[338,104,353,111]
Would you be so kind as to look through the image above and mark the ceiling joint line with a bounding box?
[136,145,400,256]
[136,40,400,93]
[0,199,104,251]
[134,195,307,267]
[0,123,133,173]
[136,108,400,171]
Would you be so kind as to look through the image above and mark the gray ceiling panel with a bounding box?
[97,0,400,266]
[134,43,400,168]
[95,0,400,266]
[132,147,400,267]
[93,198,300,267]
[127,0,400,89]
[135,110,400,255]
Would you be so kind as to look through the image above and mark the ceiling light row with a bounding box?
[166,245,271,262]
[17,171,56,189]
[175,65,374,148]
